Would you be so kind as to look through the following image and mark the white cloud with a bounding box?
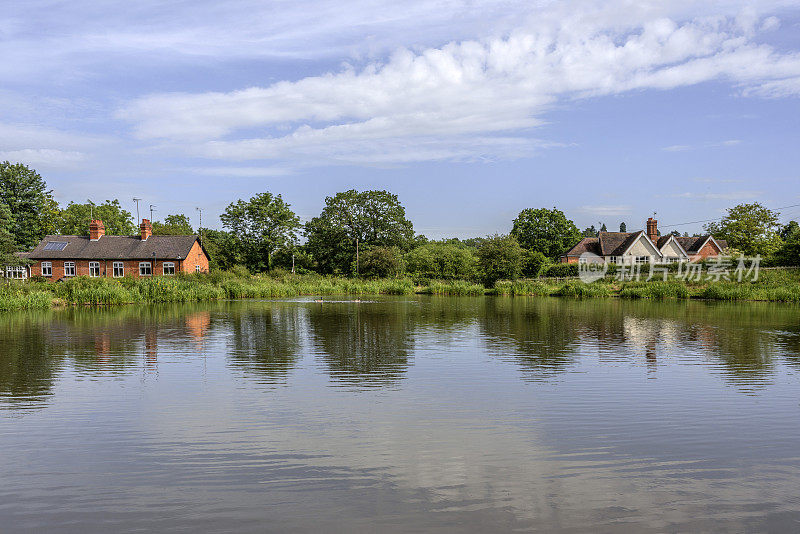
[190,166,294,177]
[673,190,762,200]
[0,148,86,168]
[662,139,743,151]
[579,205,633,217]
[116,6,800,165]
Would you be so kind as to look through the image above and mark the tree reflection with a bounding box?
[226,303,303,381]
[0,312,60,409]
[307,301,413,387]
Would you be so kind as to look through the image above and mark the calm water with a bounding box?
[2,297,800,532]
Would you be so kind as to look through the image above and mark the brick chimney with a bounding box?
[646,217,658,242]
[89,220,105,241]
[140,218,152,241]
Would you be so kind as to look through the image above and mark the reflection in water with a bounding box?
[307,301,413,386]
[1,297,800,532]
[227,303,303,381]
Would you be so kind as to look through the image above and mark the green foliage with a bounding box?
[542,263,579,278]
[775,231,800,266]
[511,207,582,260]
[358,246,403,278]
[554,281,611,298]
[619,281,689,299]
[0,161,59,249]
[221,192,301,272]
[0,202,22,267]
[152,214,193,235]
[421,280,485,295]
[304,189,414,274]
[522,250,551,277]
[403,242,478,281]
[477,234,524,286]
[705,203,783,257]
[619,222,627,232]
[57,199,136,236]
[199,229,239,271]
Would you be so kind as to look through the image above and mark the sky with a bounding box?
[1,0,799,238]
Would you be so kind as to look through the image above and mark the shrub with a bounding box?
[477,234,524,286]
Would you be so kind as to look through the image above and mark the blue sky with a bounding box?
[2,0,799,238]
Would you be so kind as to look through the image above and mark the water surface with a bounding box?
[2,297,800,532]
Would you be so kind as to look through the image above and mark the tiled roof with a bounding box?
[562,237,601,256]
[28,235,201,260]
[674,235,724,254]
[598,231,643,256]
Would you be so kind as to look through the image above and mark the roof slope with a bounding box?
[29,235,200,260]
[563,237,601,256]
[598,231,643,256]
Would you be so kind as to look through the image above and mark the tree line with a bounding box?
[2,161,798,281]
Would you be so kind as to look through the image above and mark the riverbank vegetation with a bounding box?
[1,268,798,310]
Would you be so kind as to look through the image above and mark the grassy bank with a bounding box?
[1,268,798,310]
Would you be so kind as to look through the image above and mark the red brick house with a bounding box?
[560,217,728,264]
[26,219,209,281]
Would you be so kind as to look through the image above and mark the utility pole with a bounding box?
[196,207,203,243]
[149,204,156,222]
[133,198,142,226]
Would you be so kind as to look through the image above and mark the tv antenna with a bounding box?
[149,204,156,221]
[133,198,142,225]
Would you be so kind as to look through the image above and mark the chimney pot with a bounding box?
[140,218,152,241]
[89,219,105,241]
[646,217,658,243]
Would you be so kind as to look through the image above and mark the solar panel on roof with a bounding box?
[43,241,68,251]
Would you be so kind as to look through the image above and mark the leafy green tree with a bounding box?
[619,222,627,232]
[477,234,524,286]
[199,229,239,271]
[0,162,59,249]
[304,190,414,274]
[152,214,193,235]
[359,246,403,278]
[0,203,24,268]
[221,192,300,272]
[522,250,551,277]
[404,242,478,281]
[57,200,136,235]
[705,203,783,257]
[780,221,799,241]
[582,225,597,237]
[600,223,607,232]
[775,231,800,266]
[511,207,582,260]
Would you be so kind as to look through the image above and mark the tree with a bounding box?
[304,190,414,274]
[510,207,582,260]
[221,192,301,272]
[199,228,239,271]
[404,242,478,281]
[619,222,627,232]
[153,214,193,235]
[780,221,799,241]
[775,231,800,266]
[0,162,59,249]
[359,246,403,278]
[582,225,597,237]
[57,199,136,235]
[522,250,551,277]
[0,203,23,268]
[705,203,783,257]
[600,223,607,232]
[477,234,523,286]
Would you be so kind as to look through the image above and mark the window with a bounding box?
[5,266,27,279]
[163,262,175,275]
[578,257,587,264]
[139,262,152,276]
[113,262,124,278]
[635,256,649,265]
[41,262,52,277]
[64,262,76,276]
[89,261,100,277]
[195,265,201,272]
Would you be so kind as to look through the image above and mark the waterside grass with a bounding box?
[0,268,798,310]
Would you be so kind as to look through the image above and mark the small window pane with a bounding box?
[41,262,52,276]
[113,262,124,278]
[139,262,152,276]
[64,262,76,276]
[89,262,100,277]
[163,262,175,275]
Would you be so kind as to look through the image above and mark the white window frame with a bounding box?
[113,262,124,278]
[195,265,201,272]
[635,256,649,265]
[163,262,175,275]
[41,262,52,277]
[139,262,152,276]
[6,266,27,279]
[88,261,100,277]
[64,261,76,277]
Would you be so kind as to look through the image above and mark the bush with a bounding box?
[477,234,524,286]
[542,263,579,278]
[359,246,403,278]
[522,250,551,278]
[404,242,478,281]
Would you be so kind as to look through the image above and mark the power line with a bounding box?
[661,202,800,229]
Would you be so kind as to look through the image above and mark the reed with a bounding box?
[422,280,485,296]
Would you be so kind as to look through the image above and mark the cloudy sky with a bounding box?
[2,0,799,237]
